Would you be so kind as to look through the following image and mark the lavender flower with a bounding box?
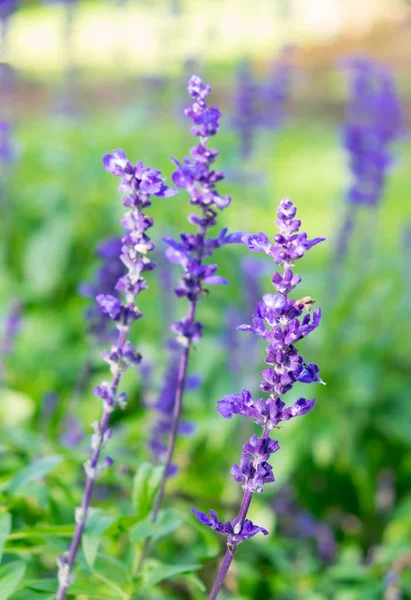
[261,46,294,131]
[231,59,260,159]
[79,237,125,344]
[55,153,175,600]
[0,0,19,46]
[333,57,402,277]
[193,198,325,599]
[342,57,402,207]
[136,76,241,569]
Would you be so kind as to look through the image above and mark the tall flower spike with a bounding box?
[193,198,325,600]
[334,57,402,274]
[137,75,242,570]
[231,59,260,160]
[55,152,176,600]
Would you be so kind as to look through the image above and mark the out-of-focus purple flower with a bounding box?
[0,0,19,23]
[273,486,337,563]
[0,122,14,164]
[261,46,294,130]
[79,237,125,344]
[0,300,22,381]
[148,343,200,476]
[61,416,84,449]
[231,59,260,159]
[194,199,325,591]
[342,57,402,207]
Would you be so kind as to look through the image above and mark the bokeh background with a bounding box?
[1,1,411,598]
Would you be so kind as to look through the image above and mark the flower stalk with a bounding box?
[56,151,175,600]
[193,198,325,599]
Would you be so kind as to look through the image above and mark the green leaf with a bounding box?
[0,561,26,600]
[7,456,63,496]
[23,217,72,297]
[140,562,201,588]
[131,463,163,521]
[130,510,182,544]
[82,509,115,568]
[0,513,11,564]
[8,525,74,541]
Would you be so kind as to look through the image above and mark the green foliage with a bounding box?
[1,67,411,600]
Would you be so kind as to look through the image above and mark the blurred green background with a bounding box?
[1,1,411,598]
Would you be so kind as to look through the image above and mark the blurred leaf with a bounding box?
[0,561,26,600]
[8,525,74,540]
[82,509,115,568]
[130,510,182,544]
[140,561,201,588]
[0,513,11,564]
[0,389,35,426]
[23,217,72,297]
[7,456,63,496]
[131,463,163,521]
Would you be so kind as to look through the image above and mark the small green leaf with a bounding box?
[132,463,163,520]
[8,525,74,541]
[140,562,201,588]
[82,509,115,568]
[7,456,63,496]
[130,510,182,544]
[0,513,11,563]
[0,561,26,600]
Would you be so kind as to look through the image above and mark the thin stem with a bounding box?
[56,329,127,600]
[207,427,269,600]
[135,301,197,572]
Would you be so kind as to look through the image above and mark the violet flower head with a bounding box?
[56,152,175,600]
[165,75,241,347]
[79,237,125,344]
[231,59,260,159]
[261,46,294,130]
[194,199,325,589]
[342,57,402,207]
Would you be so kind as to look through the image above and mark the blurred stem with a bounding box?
[207,427,269,599]
[135,301,196,573]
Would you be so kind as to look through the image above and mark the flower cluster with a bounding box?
[165,75,241,346]
[342,57,402,206]
[261,46,294,131]
[194,198,325,550]
[231,59,261,159]
[56,153,175,600]
[79,237,125,344]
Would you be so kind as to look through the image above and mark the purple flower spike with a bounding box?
[56,153,175,600]
[197,199,325,598]
[133,76,243,560]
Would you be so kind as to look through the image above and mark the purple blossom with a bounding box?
[56,154,175,600]
[137,76,242,551]
[342,57,402,207]
[79,237,125,344]
[194,199,325,596]
[231,59,261,159]
[192,509,268,545]
[261,46,294,130]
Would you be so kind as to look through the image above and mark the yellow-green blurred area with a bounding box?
[1,1,411,599]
